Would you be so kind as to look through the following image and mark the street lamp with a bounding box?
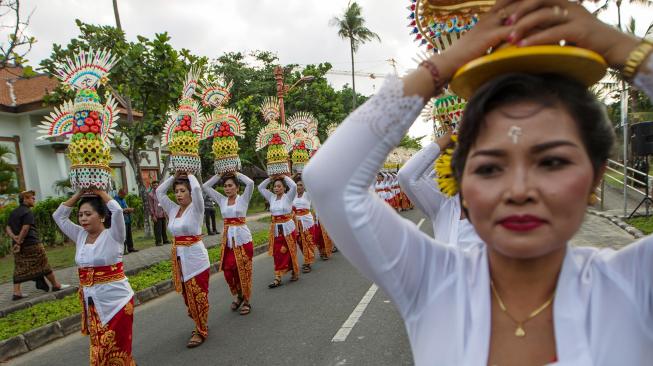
[273,66,315,125]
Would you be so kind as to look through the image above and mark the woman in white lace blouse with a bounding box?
[156,173,211,348]
[258,175,299,287]
[304,0,653,364]
[203,172,255,315]
[398,128,482,249]
[53,189,136,365]
[292,175,318,270]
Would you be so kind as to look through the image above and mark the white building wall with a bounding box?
[0,109,162,200]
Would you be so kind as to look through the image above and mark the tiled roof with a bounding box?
[0,65,142,117]
[0,66,58,108]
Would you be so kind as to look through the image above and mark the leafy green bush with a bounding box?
[32,197,68,247]
[125,193,144,229]
[0,202,18,256]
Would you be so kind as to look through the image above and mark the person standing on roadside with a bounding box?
[148,181,170,246]
[5,190,68,300]
[114,189,138,254]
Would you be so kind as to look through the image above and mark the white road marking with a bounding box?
[416,218,425,229]
[332,284,379,342]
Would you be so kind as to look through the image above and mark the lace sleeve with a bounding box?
[304,76,460,316]
[397,142,447,221]
[634,53,653,100]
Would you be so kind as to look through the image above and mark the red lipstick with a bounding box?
[499,215,545,232]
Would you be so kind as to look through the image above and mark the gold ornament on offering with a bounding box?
[288,112,319,173]
[38,49,119,191]
[161,67,203,175]
[197,77,246,174]
[256,97,292,175]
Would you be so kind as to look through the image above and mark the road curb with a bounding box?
[0,243,269,362]
[588,209,645,239]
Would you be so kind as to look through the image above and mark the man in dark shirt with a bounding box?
[5,190,68,300]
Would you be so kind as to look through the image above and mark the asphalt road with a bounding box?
[9,209,432,366]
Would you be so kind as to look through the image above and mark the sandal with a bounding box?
[302,264,312,273]
[230,296,244,311]
[239,303,251,315]
[290,273,299,282]
[268,278,283,288]
[186,331,204,348]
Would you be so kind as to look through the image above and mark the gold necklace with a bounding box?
[490,280,555,337]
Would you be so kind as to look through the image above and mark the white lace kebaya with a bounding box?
[202,172,254,248]
[398,142,482,249]
[258,176,297,237]
[156,175,210,281]
[293,192,315,231]
[303,75,653,366]
[53,200,134,325]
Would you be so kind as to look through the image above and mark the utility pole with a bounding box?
[273,66,315,126]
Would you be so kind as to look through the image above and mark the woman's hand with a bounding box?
[436,126,455,151]
[504,0,639,68]
[63,190,84,207]
[92,189,112,203]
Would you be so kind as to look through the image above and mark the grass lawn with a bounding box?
[0,229,164,284]
[625,216,653,235]
[0,228,269,341]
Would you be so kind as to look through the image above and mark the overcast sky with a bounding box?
[10,0,653,141]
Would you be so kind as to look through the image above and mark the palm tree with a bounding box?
[112,0,122,30]
[330,2,381,110]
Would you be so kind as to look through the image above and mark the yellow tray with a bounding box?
[450,45,607,99]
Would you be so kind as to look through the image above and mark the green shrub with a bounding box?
[125,194,144,229]
[32,197,68,247]
[0,202,18,256]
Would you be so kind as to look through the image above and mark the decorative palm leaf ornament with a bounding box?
[255,97,292,175]
[160,67,203,175]
[288,112,319,173]
[197,77,245,174]
[408,0,493,196]
[38,48,119,191]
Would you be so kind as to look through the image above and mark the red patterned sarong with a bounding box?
[314,221,333,259]
[269,214,299,277]
[293,208,316,265]
[88,298,135,366]
[181,268,209,339]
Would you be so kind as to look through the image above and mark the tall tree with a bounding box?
[41,21,206,236]
[330,2,380,110]
[0,0,36,71]
[112,0,122,30]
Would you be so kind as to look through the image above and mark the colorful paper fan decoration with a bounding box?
[256,97,292,175]
[421,87,467,137]
[161,67,203,175]
[326,123,338,137]
[408,0,481,52]
[38,48,119,191]
[197,77,245,174]
[199,108,245,174]
[288,112,319,173]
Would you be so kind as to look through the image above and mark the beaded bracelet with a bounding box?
[622,39,653,81]
[419,59,447,94]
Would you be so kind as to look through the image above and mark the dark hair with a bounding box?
[79,197,111,228]
[272,177,289,192]
[173,178,191,192]
[452,73,614,185]
[221,174,240,189]
[293,174,303,183]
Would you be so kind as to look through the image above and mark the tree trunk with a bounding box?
[112,0,122,30]
[129,146,153,238]
[350,37,356,110]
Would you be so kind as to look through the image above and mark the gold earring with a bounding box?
[101,219,105,223]
[462,199,468,208]
[588,192,598,205]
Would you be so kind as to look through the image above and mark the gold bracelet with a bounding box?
[622,39,653,80]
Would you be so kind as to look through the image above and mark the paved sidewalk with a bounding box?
[570,212,637,249]
[0,211,271,316]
